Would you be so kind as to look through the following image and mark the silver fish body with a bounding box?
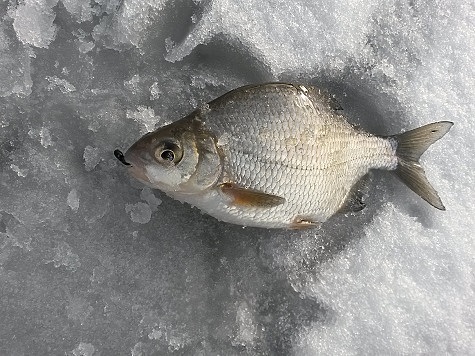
[121,83,452,229]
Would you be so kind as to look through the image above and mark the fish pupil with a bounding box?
[161,149,175,161]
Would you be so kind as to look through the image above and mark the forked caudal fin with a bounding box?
[392,121,453,210]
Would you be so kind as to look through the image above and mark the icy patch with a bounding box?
[46,241,81,271]
[131,342,147,356]
[67,189,80,211]
[89,264,112,285]
[233,301,257,347]
[140,188,162,211]
[11,0,59,48]
[66,296,93,323]
[83,146,101,171]
[125,202,152,224]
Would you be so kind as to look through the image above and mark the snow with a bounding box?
[1,0,474,354]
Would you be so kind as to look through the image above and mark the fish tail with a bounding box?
[391,121,453,210]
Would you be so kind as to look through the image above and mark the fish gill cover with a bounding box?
[0,0,474,355]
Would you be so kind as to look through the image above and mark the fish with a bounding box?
[115,83,453,229]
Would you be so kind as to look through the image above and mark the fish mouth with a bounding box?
[114,149,131,166]
[117,148,154,187]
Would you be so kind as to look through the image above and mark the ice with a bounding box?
[1,0,474,354]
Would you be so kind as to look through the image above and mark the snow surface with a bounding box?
[1,0,474,354]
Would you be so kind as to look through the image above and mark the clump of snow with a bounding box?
[92,0,170,49]
[126,106,157,134]
[149,82,161,100]
[11,0,59,48]
[70,342,95,356]
[39,127,53,147]
[10,164,28,177]
[46,76,76,93]
[124,74,141,94]
[67,189,80,211]
[62,0,94,23]
[0,22,33,97]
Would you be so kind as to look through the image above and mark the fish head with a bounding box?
[124,115,222,194]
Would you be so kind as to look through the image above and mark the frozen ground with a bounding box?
[0,0,474,354]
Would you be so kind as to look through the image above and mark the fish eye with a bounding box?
[154,140,183,165]
[160,149,175,161]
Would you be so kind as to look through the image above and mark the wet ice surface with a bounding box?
[1,0,474,354]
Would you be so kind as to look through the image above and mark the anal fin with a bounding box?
[290,215,321,230]
[339,174,369,214]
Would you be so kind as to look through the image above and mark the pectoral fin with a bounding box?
[219,183,285,208]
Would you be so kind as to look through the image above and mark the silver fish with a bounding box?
[116,83,453,229]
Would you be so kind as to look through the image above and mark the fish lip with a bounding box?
[114,149,131,166]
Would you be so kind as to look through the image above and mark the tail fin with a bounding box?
[392,121,453,210]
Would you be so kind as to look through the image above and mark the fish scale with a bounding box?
[121,83,453,229]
